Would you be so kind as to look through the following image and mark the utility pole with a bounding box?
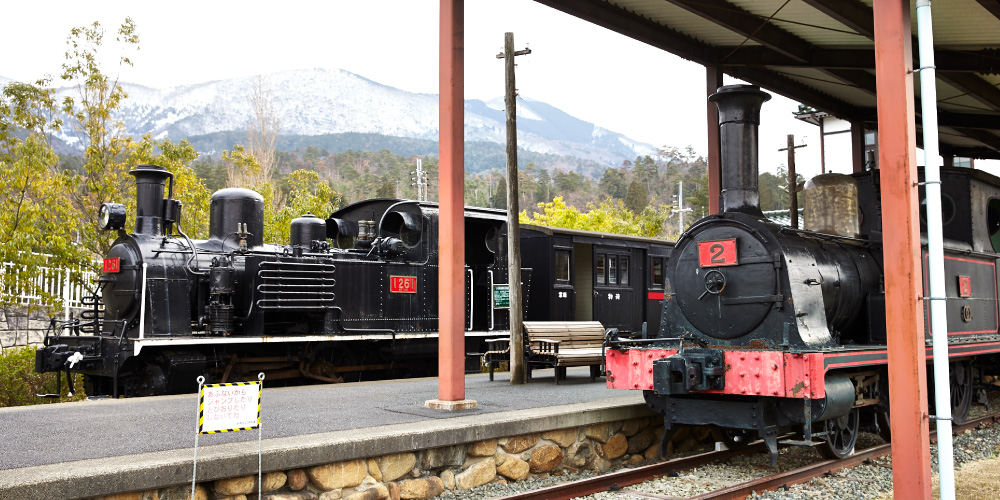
[411,159,427,201]
[778,134,807,228]
[496,32,530,385]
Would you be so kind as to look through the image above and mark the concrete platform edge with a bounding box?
[0,395,652,500]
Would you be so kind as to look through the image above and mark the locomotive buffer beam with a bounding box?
[652,349,726,395]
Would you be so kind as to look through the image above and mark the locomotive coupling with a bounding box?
[653,349,725,395]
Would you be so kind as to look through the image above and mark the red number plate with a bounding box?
[959,275,972,298]
[390,275,417,293]
[697,239,738,267]
[103,258,120,273]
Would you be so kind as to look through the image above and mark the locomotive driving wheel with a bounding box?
[950,360,974,424]
[817,408,860,459]
[712,427,753,450]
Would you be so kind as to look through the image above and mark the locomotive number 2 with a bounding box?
[697,239,738,267]
[390,275,418,293]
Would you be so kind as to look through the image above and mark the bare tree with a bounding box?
[228,76,281,196]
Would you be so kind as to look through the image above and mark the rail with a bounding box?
[496,412,1000,500]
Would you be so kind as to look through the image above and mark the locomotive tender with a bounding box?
[606,85,1000,466]
[35,164,673,397]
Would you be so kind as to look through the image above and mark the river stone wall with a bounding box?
[85,418,714,500]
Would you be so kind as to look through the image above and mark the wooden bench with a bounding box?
[524,321,607,384]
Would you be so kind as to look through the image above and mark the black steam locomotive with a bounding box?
[35,164,673,397]
[606,85,1000,466]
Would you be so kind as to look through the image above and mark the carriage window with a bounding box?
[555,251,570,282]
[620,257,629,285]
[609,256,617,284]
[652,259,663,287]
[596,255,606,284]
[989,199,1000,252]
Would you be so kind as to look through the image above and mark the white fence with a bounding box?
[1,261,99,321]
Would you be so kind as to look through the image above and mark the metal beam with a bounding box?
[532,0,713,64]
[936,72,1000,112]
[802,0,874,37]
[714,46,997,73]
[955,128,1000,151]
[435,0,468,405]
[723,65,865,120]
[974,0,1000,22]
[666,0,810,61]
[872,1,932,498]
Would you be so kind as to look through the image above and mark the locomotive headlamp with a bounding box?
[98,203,126,231]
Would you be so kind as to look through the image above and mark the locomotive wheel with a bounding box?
[950,360,973,424]
[133,364,167,397]
[817,408,860,459]
[712,427,753,450]
[876,410,892,442]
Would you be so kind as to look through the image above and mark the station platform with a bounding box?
[0,367,654,500]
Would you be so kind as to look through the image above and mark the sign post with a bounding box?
[192,373,265,500]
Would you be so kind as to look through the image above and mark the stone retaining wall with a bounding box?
[86,418,714,500]
[0,307,54,350]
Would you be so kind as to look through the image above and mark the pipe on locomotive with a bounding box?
[708,85,771,217]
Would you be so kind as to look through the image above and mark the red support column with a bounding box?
[427,0,475,410]
[706,65,723,215]
[872,0,931,498]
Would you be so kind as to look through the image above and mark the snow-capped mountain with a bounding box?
[2,69,657,169]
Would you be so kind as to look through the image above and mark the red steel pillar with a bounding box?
[706,65,723,215]
[427,0,475,410]
[873,0,931,497]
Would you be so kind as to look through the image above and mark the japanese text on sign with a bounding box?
[493,284,510,309]
[390,275,417,293]
[199,382,260,434]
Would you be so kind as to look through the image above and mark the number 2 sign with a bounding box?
[697,239,738,267]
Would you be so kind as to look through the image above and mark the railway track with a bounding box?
[495,412,1000,500]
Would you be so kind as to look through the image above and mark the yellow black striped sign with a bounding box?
[198,381,261,434]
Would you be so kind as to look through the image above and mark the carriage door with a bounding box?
[592,247,635,331]
[645,254,669,336]
[551,245,574,321]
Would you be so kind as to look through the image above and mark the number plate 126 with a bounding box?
[697,239,738,267]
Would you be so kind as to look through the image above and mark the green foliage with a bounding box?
[0,346,86,407]
[624,180,649,214]
[520,196,671,238]
[265,169,343,244]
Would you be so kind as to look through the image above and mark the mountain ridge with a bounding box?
[1,69,657,174]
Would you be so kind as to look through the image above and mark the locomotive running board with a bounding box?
[132,330,507,355]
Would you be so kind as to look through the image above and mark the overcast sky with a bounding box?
[5,0,989,178]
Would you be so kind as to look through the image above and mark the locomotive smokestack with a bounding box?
[130,164,173,236]
[709,85,771,216]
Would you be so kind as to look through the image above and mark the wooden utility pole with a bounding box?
[496,32,530,385]
[778,134,807,228]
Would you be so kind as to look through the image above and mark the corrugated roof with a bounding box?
[534,0,1000,159]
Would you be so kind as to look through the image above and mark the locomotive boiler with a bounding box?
[606,84,1000,466]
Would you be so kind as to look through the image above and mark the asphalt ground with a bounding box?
[0,367,641,471]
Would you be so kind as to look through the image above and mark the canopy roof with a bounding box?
[534,0,1000,159]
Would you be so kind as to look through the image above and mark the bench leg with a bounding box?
[555,366,566,384]
[489,360,494,381]
[590,364,599,382]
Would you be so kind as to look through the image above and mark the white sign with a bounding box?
[198,381,261,434]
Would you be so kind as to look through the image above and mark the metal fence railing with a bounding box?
[1,261,99,321]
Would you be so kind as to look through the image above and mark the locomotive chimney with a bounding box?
[709,85,771,216]
[130,164,173,236]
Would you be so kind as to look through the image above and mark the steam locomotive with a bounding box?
[35,165,673,397]
[606,85,1000,466]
